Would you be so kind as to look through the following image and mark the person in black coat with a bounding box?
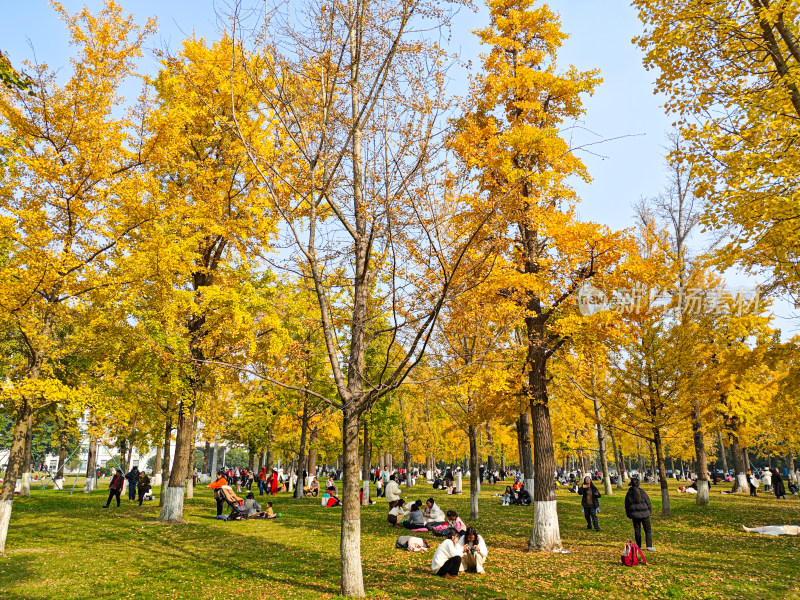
[578,476,601,531]
[625,476,655,551]
[771,468,786,499]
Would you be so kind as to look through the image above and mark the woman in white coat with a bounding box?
[430,530,462,578]
[423,498,445,524]
[459,526,488,574]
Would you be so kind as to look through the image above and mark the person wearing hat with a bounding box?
[102,469,125,508]
[624,476,655,551]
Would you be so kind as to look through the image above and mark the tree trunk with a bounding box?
[296,397,309,499]
[653,428,670,517]
[340,409,364,597]
[125,442,134,477]
[787,451,796,482]
[210,434,219,477]
[0,402,33,555]
[159,399,195,523]
[691,403,710,506]
[592,395,612,495]
[717,430,729,474]
[361,419,371,506]
[307,425,318,482]
[730,434,748,492]
[84,437,98,493]
[56,426,68,482]
[649,444,658,484]
[159,414,172,507]
[20,418,33,498]
[485,424,495,474]
[152,446,163,487]
[517,411,534,494]
[609,427,624,489]
[202,441,210,474]
[185,434,195,500]
[528,396,561,552]
[468,425,479,520]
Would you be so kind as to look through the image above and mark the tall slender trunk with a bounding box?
[159,414,172,507]
[340,408,363,597]
[653,428,670,517]
[0,402,33,555]
[202,441,209,474]
[649,443,659,484]
[296,397,309,499]
[730,434,748,492]
[517,411,534,494]
[210,434,219,477]
[361,419,371,506]
[692,403,710,505]
[159,397,195,523]
[56,427,68,482]
[468,425,479,520]
[717,430,729,474]
[307,425,318,481]
[592,395,612,495]
[609,427,624,489]
[485,424,495,474]
[20,420,33,497]
[84,437,98,493]
[152,446,163,487]
[787,452,796,482]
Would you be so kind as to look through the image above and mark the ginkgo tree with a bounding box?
[0,1,155,555]
[452,0,627,552]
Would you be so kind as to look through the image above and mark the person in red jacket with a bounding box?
[102,469,125,508]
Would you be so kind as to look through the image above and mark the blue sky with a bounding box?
[3,0,796,335]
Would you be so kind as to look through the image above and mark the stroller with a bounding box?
[219,485,248,520]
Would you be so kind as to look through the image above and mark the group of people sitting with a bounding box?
[430,527,488,577]
[500,481,532,506]
[208,470,279,519]
[387,497,458,531]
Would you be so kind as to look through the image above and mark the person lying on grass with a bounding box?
[742,525,800,536]
[431,530,462,579]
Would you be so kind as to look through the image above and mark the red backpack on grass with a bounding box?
[621,541,647,566]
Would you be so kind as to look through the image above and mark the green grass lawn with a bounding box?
[1,479,798,600]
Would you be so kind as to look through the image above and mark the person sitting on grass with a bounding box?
[502,485,516,506]
[431,530,462,579]
[423,497,445,524]
[403,501,426,529]
[388,498,409,527]
[244,492,266,518]
[265,501,278,519]
[445,510,466,536]
[459,526,488,574]
[321,487,341,507]
[306,477,320,497]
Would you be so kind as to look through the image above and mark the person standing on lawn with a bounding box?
[771,468,787,499]
[625,477,655,551]
[579,475,601,531]
[125,466,139,501]
[103,469,125,508]
[137,470,151,506]
[208,470,228,516]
